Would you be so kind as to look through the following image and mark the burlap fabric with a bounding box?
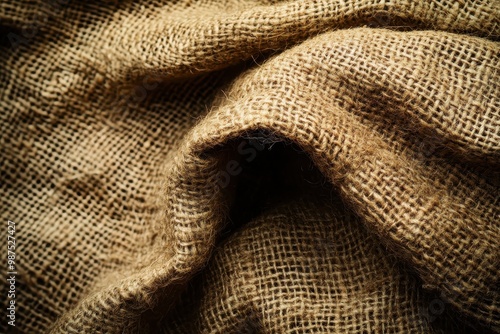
[1,0,499,333]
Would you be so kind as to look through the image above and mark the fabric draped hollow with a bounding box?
[0,0,499,333]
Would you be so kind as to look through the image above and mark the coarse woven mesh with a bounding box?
[0,0,498,333]
[160,195,476,333]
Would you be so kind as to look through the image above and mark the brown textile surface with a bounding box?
[0,0,499,333]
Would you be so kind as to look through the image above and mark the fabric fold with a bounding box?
[1,1,498,333]
[49,28,499,332]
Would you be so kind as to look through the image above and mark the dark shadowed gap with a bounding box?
[213,131,332,242]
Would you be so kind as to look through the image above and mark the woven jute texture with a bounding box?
[1,0,499,333]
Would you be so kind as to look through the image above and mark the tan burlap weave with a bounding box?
[1,0,499,333]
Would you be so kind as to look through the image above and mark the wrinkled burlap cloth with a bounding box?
[1,0,499,333]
